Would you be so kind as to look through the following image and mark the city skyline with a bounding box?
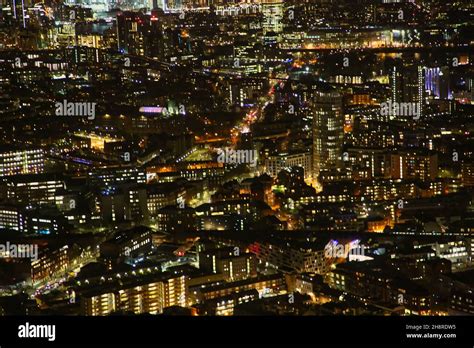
[0,0,473,345]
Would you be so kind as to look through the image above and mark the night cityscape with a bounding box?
[0,0,473,344]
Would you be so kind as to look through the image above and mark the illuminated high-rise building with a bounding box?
[425,66,451,100]
[389,63,426,119]
[261,0,284,33]
[312,88,344,178]
[117,11,165,58]
[390,65,403,105]
[9,0,28,28]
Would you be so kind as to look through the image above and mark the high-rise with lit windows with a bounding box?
[312,88,344,179]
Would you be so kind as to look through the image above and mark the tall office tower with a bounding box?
[117,11,165,58]
[389,63,426,120]
[412,65,426,117]
[9,0,28,28]
[390,65,403,105]
[312,88,344,179]
[117,12,144,55]
[261,0,284,34]
[468,75,474,101]
[425,66,451,100]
